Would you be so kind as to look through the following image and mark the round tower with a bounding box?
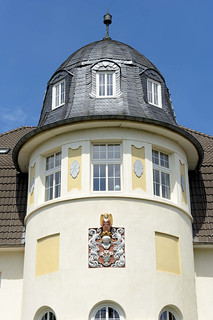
[13,14,202,320]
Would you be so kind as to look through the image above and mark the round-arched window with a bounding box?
[160,310,177,320]
[40,311,56,320]
[90,302,125,320]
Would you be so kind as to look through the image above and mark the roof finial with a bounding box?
[103,10,112,40]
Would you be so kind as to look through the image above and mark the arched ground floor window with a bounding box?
[90,302,125,320]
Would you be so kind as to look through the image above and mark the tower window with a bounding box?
[45,152,61,201]
[152,150,171,199]
[39,310,56,320]
[147,79,162,107]
[52,80,65,109]
[159,310,177,320]
[97,72,115,97]
[92,144,121,191]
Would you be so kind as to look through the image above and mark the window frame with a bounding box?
[152,149,171,200]
[44,151,62,202]
[52,79,65,109]
[96,71,115,98]
[90,302,125,320]
[147,78,162,108]
[92,143,122,192]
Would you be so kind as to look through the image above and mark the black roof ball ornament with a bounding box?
[103,10,112,40]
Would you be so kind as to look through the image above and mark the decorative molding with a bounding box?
[70,160,80,179]
[134,159,143,177]
[88,213,125,268]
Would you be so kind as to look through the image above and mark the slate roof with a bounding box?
[0,126,34,246]
[38,39,177,128]
[185,127,213,243]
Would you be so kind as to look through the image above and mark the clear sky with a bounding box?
[0,0,212,135]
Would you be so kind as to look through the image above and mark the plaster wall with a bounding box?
[194,248,213,320]
[22,199,196,320]
[0,250,24,320]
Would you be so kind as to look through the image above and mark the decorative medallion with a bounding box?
[134,159,143,178]
[30,178,35,195]
[88,213,125,268]
[70,160,80,179]
[181,174,185,192]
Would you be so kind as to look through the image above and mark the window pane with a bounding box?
[99,74,105,96]
[45,174,54,201]
[108,164,120,191]
[154,83,158,105]
[46,155,54,171]
[107,74,113,96]
[55,152,61,167]
[148,80,153,103]
[95,307,106,320]
[108,307,120,319]
[93,145,106,160]
[153,169,160,196]
[55,84,59,106]
[161,172,170,199]
[169,312,176,320]
[160,152,169,168]
[55,171,61,198]
[108,144,120,159]
[61,81,65,104]
[160,311,167,320]
[93,165,106,191]
[152,150,159,165]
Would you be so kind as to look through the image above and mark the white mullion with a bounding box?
[106,306,109,320]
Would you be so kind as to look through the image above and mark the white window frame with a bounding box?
[96,71,115,98]
[147,78,162,108]
[39,309,56,320]
[52,79,65,109]
[44,151,61,201]
[92,144,122,192]
[152,149,171,200]
[90,302,125,320]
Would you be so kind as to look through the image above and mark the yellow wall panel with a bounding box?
[180,161,187,204]
[155,232,181,275]
[28,164,35,207]
[131,145,146,191]
[68,147,82,191]
[35,233,60,276]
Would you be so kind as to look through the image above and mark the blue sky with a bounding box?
[0,0,212,135]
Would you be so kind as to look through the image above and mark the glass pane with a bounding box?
[154,83,158,105]
[152,150,159,165]
[108,144,120,159]
[45,175,53,201]
[160,311,167,320]
[95,307,106,320]
[99,74,105,96]
[108,307,120,319]
[148,80,152,103]
[46,155,54,171]
[93,165,106,191]
[55,171,61,198]
[169,311,176,320]
[161,172,170,199]
[107,74,113,96]
[61,81,65,104]
[55,152,61,167]
[108,164,120,191]
[55,84,59,106]
[93,145,106,160]
[153,169,160,196]
[160,152,169,168]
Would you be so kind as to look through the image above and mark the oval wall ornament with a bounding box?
[70,160,80,179]
[134,159,143,178]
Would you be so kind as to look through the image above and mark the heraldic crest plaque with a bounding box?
[88,214,125,268]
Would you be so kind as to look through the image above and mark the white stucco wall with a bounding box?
[194,247,213,320]
[0,250,24,320]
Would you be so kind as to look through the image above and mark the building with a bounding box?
[0,13,213,320]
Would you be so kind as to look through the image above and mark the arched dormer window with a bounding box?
[90,302,125,320]
[91,61,121,98]
[36,308,56,320]
[159,306,182,320]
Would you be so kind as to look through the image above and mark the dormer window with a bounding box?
[52,80,65,109]
[147,79,162,107]
[97,72,115,97]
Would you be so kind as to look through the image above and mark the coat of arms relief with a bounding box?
[88,214,125,268]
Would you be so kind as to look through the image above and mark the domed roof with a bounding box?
[38,39,177,128]
[57,39,158,71]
